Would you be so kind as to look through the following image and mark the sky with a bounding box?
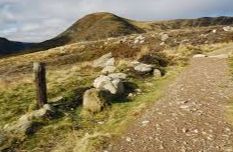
[1,0,233,42]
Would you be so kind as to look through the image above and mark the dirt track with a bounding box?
[109,54,233,152]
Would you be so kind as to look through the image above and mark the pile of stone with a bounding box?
[85,52,163,113]
[132,61,162,78]
[84,53,128,113]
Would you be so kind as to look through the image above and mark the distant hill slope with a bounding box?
[1,13,233,57]
[132,16,233,31]
[29,12,145,51]
[0,38,34,56]
[0,12,145,56]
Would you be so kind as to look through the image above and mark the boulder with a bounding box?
[93,75,124,94]
[111,79,125,95]
[223,26,233,32]
[101,66,116,74]
[108,73,127,80]
[3,104,54,135]
[31,104,54,119]
[134,63,154,73]
[153,69,162,78]
[4,117,33,135]
[93,53,115,68]
[83,88,109,113]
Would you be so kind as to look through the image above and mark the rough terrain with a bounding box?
[109,51,233,152]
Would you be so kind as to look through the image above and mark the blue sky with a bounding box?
[1,0,233,42]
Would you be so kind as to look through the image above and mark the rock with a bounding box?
[4,117,33,135]
[134,39,140,44]
[101,66,116,74]
[193,54,207,58]
[93,75,124,94]
[134,35,145,44]
[93,53,115,68]
[160,42,165,46]
[105,58,115,67]
[160,33,169,41]
[153,69,162,78]
[131,61,140,66]
[83,88,109,113]
[126,137,132,142]
[134,63,154,73]
[112,79,125,94]
[108,73,127,80]
[223,26,233,32]
[127,93,134,98]
[3,104,54,135]
[135,89,142,93]
[212,29,217,33]
[50,96,63,102]
[32,104,54,119]
[142,120,150,126]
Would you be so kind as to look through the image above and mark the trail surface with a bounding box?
[110,51,233,152]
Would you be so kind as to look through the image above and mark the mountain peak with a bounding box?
[57,12,145,43]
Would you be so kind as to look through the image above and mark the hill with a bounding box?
[0,12,145,56]
[130,16,233,31]
[1,13,233,57]
[56,12,145,43]
[0,38,34,56]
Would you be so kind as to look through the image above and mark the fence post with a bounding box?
[33,62,47,108]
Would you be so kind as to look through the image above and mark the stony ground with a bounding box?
[108,52,233,151]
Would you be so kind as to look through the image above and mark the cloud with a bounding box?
[1,0,233,42]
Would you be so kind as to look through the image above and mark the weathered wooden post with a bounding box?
[33,62,47,108]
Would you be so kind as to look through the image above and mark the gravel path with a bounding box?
[109,55,233,152]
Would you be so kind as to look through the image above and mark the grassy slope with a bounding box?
[21,67,183,152]
[0,58,183,151]
[1,23,233,151]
